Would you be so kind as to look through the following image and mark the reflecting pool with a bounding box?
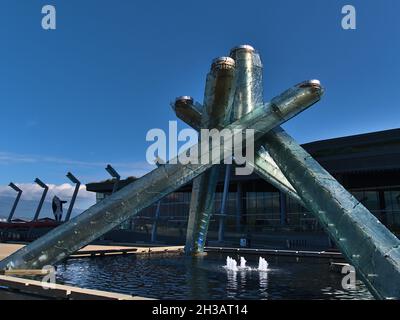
[55,253,373,300]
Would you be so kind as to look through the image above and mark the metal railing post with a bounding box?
[106,165,121,194]
[65,172,81,222]
[7,183,22,223]
[32,178,48,221]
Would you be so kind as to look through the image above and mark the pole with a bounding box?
[218,164,231,242]
[106,165,121,194]
[32,178,48,221]
[7,183,22,223]
[279,191,287,226]
[65,172,81,222]
[151,200,161,243]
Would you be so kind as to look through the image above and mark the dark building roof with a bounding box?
[303,128,400,173]
[86,176,138,193]
[86,128,400,194]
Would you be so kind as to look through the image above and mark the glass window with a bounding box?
[384,191,400,229]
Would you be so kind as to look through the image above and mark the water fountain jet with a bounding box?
[240,257,247,269]
[225,256,238,271]
[258,257,269,272]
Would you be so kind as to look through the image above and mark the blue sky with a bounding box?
[0,0,399,212]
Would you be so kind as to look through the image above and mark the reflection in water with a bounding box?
[226,270,238,298]
[55,253,373,300]
[259,270,268,290]
[320,280,370,300]
[240,257,247,269]
[240,269,247,288]
[186,255,208,299]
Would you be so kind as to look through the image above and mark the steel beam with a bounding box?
[264,127,400,300]
[0,82,321,270]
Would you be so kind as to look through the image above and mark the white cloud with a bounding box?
[0,183,95,210]
[0,151,153,172]
[0,151,157,217]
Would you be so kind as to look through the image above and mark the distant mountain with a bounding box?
[0,196,84,221]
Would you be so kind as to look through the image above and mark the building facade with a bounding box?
[86,129,400,249]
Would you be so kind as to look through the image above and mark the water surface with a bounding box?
[55,253,373,300]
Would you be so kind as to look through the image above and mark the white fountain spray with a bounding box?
[240,257,247,269]
[225,256,238,271]
[258,257,269,272]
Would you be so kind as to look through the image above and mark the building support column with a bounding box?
[236,182,243,233]
[279,191,287,226]
[218,164,231,242]
[378,190,388,226]
[151,200,161,243]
